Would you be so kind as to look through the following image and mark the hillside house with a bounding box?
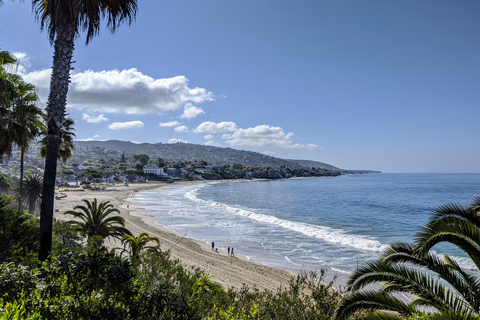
[143,164,168,177]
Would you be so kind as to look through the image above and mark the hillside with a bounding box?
[74,140,339,170]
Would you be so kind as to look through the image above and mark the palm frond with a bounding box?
[334,291,415,320]
[415,217,480,270]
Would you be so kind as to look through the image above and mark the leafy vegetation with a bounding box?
[0,195,39,267]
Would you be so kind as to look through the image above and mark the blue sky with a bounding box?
[1,1,479,173]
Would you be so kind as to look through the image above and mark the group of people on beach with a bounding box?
[211,241,234,257]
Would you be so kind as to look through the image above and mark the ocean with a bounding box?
[130,173,480,285]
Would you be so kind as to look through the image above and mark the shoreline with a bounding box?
[53,180,297,291]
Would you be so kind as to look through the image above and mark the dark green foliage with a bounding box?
[202,172,223,180]
[207,270,343,320]
[0,195,39,266]
[0,263,38,304]
[0,243,345,320]
[0,172,10,191]
[257,270,342,320]
[52,220,82,252]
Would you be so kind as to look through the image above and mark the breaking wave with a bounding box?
[185,188,388,253]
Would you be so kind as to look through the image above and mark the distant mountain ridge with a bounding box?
[74,140,376,173]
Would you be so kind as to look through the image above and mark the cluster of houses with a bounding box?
[57,163,235,187]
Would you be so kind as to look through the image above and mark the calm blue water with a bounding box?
[131,173,480,285]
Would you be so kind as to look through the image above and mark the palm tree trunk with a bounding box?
[39,26,75,261]
[18,149,24,212]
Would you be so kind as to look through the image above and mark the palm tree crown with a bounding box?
[415,197,480,270]
[334,197,480,320]
[39,116,76,163]
[65,198,131,241]
[14,174,43,214]
[122,232,160,262]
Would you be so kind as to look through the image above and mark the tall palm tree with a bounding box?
[14,174,43,214]
[34,0,138,261]
[121,232,160,263]
[65,198,131,242]
[334,198,480,320]
[39,116,76,163]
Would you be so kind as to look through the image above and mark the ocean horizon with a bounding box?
[130,173,480,285]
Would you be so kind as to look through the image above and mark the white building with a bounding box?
[143,164,168,176]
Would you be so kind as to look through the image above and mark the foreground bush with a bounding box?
[0,194,39,267]
[0,245,344,319]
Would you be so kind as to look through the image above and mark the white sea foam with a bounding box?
[436,254,479,272]
[331,267,352,275]
[285,256,304,267]
[185,187,389,253]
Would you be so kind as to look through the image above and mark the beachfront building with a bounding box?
[143,164,168,177]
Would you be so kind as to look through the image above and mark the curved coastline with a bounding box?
[53,180,297,291]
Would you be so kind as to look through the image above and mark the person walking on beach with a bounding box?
[231,247,234,257]
[227,246,230,256]
[211,241,215,251]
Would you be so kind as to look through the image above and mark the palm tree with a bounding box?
[414,197,480,270]
[0,50,18,114]
[14,174,43,214]
[334,198,480,320]
[34,0,138,261]
[65,198,131,242]
[0,71,42,211]
[121,232,160,262]
[39,116,76,163]
[334,242,480,319]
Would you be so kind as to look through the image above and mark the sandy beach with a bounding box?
[53,181,297,292]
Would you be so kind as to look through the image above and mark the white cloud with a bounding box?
[108,121,144,130]
[174,125,189,133]
[12,52,30,74]
[77,135,104,141]
[159,121,180,127]
[23,68,214,113]
[204,140,217,146]
[180,103,205,119]
[168,138,187,143]
[222,125,313,149]
[193,121,238,133]
[204,134,214,140]
[82,113,109,123]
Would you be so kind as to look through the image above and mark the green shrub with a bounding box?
[0,195,39,267]
[52,221,82,253]
[0,299,41,320]
[0,263,38,303]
